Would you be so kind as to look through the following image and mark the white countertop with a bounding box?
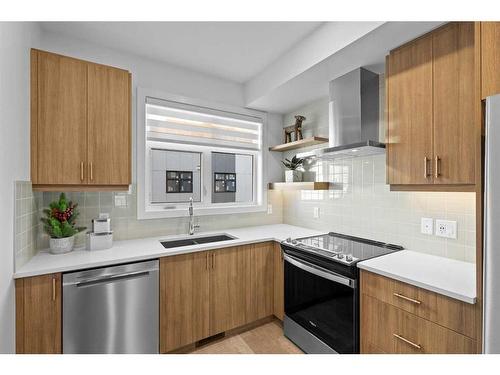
[357,250,476,304]
[14,224,322,279]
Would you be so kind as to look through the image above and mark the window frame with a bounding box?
[137,88,268,220]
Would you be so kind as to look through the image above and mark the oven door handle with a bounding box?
[283,253,356,288]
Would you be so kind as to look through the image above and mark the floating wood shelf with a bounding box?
[268,182,333,191]
[269,136,329,152]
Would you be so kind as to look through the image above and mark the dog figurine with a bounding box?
[284,115,306,143]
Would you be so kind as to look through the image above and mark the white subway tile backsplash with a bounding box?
[282,154,476,263]
[17,184,283,270]
[14,181,42,269]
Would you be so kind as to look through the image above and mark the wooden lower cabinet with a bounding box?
[16,273,62,354]
[159,242,276,352]
[273,242,284,321]
[248,242,274,322]
[360,271,477,354]
[209,246,250,335]
[159,252,210,353]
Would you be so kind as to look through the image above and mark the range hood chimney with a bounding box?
[300,68,384,160]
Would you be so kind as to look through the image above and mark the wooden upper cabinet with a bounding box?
[88,64,131,185]
[433,22,475,185]
[387,35,433,185]
[31,49,131,190]
[34,51,88,185]
[387,22,477,189]
[16,274,62,354]
[481,22,500,98]
[159,252,210,353]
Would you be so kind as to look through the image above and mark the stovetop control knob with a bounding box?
[337,254,344,259]
[291,240,298,245]
[285,237,292,243]
[346,254,353,262]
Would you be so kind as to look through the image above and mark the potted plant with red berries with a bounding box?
[41,193,86,254]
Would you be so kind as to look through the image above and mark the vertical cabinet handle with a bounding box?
[212,253,215,269]
[434,156,441,178]
[424,157,430,179]
[206,252,209,270]
[52,277,56,302]
[80,161,84,181]
[89,162,94,181]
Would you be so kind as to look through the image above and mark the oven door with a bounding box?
[284,253,358,354]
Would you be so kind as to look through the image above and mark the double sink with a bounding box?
[160,234,236,249]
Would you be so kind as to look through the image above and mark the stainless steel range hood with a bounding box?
[299,68,384,160]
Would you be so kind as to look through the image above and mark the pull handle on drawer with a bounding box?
[393,292,421,305]
[393,333,422,350]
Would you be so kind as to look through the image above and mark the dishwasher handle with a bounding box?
[74,270,151,288]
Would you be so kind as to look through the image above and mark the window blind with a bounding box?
[146,97,262,150]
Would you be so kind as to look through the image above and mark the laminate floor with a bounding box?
[190,320,303,354]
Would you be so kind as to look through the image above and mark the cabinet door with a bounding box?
[209,246,250,335]
[159,252,210,353]
[87,63,131,186]
[16,274,62,354]
[433,22,476,185]
[387,35,434,185]
[361,294,397,354]
[481,22,500,98]
[35,51,87,185]
[273,242,284,321]
[248,242,274,322]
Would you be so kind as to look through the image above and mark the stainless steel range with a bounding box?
[281,232,403,354]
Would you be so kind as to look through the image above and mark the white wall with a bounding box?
[0,22,40,354]
[36,30,284,185]
[36,30,248,185]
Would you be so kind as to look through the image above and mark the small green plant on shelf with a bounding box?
[281,155,304,170]
[41,193,86,238]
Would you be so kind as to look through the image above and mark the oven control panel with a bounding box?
[283,237,358,265]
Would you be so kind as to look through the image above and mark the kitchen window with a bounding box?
[137,89,266,219]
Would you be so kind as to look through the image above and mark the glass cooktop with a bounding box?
[284,232,403,266]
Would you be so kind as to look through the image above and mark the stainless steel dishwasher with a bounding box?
[63,259,159,354]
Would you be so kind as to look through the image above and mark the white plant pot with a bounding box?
[285,170,303,183]
[49,236,75,255]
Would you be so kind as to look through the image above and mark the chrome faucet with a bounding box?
[188,197,199,235]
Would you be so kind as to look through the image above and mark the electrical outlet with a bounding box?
[435,219,457,239]
[421,217,433,235]
[313,207,320,219]
[267,204,273,214]
[114,195,127,207]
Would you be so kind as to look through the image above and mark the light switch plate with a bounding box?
[435,219,457,239]
[267,204,273,214]
[313,207,320,219]
[421,217,433,235]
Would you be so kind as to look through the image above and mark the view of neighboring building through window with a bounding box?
[141,95,264,217]
[211,152,253,204]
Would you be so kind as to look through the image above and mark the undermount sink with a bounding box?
[160,234,236,249]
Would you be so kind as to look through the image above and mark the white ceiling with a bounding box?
[40,22,322,83]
